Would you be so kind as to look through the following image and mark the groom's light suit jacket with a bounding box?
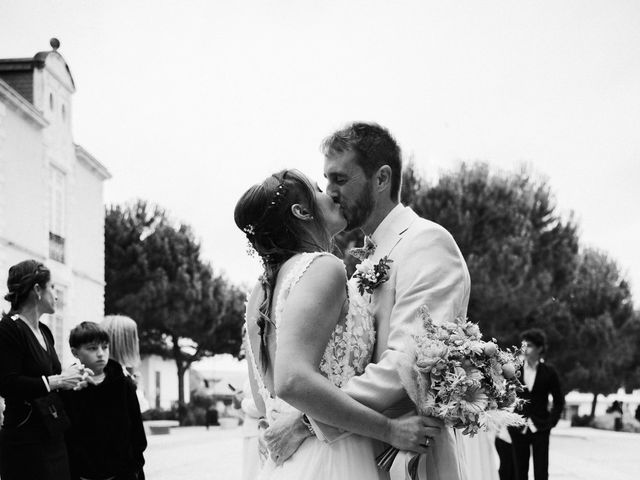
[342,204,471,480]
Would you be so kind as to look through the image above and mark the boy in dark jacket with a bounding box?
[61,322,147,480]
[509,328,564,480]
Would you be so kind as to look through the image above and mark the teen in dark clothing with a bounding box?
[61,322,147,480]
[509,328,564,480]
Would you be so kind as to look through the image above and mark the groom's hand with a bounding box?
[264,410,312,465]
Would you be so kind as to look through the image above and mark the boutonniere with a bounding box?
[354,256,393,295]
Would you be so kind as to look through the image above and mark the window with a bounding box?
[61,104,66,121]
[42,285,65,361]
[155,371,162,409]
[49,165,66,263]
[51,286,65,355]
[49,92,54,111]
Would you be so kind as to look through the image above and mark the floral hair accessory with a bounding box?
[241,179,286,239]
[267,182,287,210]
[353,256,393,295]
[245,240,258,258]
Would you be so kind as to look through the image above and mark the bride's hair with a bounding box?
[234,169,331,368]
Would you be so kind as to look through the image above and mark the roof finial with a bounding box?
[50,38,60,51]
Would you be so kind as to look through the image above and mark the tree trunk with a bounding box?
[590,392,599,418]
[174,341,187,426]
[177,365,186,425]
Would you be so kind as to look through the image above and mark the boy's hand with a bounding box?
[52,363,93,390]
[72,365,95,390]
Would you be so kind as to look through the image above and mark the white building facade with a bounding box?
[139,354,190,411]
[0,40,111,366]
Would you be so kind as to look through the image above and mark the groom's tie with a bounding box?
[348,235,376,260]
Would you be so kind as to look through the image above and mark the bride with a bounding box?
[234,169,435,479]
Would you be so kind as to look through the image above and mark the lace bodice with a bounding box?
[246,252,376,419]
[318,278,376,388]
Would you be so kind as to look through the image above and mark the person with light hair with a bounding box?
[101,315,150,412]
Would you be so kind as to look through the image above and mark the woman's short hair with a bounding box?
[101,315,141,368]
[4,260,51,313]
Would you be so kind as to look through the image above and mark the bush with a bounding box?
[141,398,238,426]
[142,407,179,421]
[571,414,592,427]
[182,405,207,426]
[190,389,216,409]
[622,418,640,433]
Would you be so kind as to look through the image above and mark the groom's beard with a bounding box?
[343,184,375,231]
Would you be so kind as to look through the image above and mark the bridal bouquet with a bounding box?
[376,306,525,477]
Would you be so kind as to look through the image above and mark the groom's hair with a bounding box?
[321,122,402,200]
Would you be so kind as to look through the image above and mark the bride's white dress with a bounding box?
[246,252,380,479]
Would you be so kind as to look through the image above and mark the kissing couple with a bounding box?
[234,122,473,480]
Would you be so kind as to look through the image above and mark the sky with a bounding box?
[1,0,639,302]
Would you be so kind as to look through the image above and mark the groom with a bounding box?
[265,122,470,480]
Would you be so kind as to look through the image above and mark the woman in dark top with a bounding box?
[0,260,90,480]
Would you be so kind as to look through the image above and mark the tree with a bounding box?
[620,311,640,392]
[399,163,580,346]
[333,160,638,407]
[105,200,246,424]
[562,249,636,416]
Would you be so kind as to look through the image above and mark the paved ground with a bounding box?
[549,426,639,480]
[144,423,640,479]
[145,425,244,480]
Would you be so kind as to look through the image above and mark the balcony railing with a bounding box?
[49,232,65,263]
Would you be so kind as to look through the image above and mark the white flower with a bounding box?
[442,321,459,332]
[467,341,485,355]
[464,323,481,338]
[460,386,489,414]
[464,367,483,384]
[355,259,375,275]
[416,342,449,373]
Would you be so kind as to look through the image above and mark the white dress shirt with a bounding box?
[524,360,538,391]
[523,360,539,433]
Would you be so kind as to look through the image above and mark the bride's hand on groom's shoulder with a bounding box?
[263,410,312,465]
[257,418,270,465]
[387,415,443,454]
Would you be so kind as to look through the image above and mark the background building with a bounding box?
[0,39,110,366]
[139,354,191,411]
